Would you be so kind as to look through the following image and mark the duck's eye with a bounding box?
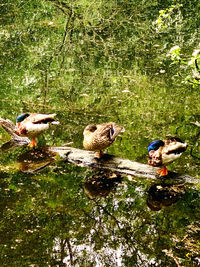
[110,128,115,136]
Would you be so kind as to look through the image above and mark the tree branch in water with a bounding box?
[0,116,199,184]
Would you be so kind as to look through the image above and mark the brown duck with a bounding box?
[83,122,124,158]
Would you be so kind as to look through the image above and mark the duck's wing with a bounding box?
[27,113,57,124]
[161,139,187,165]
[163,139,187,155]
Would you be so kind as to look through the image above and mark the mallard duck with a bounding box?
[148,137,188,176]
[15,113,59,147]
[83,122,124,158]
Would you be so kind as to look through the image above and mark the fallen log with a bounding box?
[47,146,199,184]
[16,145,199,184]
[0,117,199,184]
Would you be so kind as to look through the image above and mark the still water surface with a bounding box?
[0,114,199,266]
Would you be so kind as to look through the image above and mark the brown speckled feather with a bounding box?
[83,122,124,151]
[148,147,163,167]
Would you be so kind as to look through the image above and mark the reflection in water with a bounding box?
[84,171,122,199]
[147,183,185,211]
[17,147,55,173]
[0,159,199,266]
[0,138,29,153]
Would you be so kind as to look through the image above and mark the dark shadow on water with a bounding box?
[154,171,183,180]
[0,140,26,153]
[17,147,55,173]
[153,170,199,185]
[94,153,115,161]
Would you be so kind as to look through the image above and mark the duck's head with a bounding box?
[16,113,30,124]
[16,113,30,129]
[148,140,164,152]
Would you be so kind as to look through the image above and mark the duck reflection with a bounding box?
[18,147,55,173]
[84,171,122,199]
[147,183,185,211]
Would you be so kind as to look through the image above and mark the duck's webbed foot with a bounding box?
[157,166,168,176]
[95,150,104,158]
[28,137,37,148]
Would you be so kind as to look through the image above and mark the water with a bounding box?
[0,1,200,265]
[0,117,199,266]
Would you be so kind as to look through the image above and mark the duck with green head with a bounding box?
[15,113,59,147]
[83,122,125,158]
[148,137,188,176]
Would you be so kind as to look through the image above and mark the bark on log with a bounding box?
[0,117,30,146]
[0,117,199,184]
[47,146,199,184]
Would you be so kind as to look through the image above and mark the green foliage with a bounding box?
[155,4,183,32]
[154,0,200,86]
[0,0,200,266]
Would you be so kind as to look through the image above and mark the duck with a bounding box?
[148,137,188,176]
[83,122,124,158]
[15,113,59,147]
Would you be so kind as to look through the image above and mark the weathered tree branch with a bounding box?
[0,117,199,184]
[0,117,30,148]
[47,146,198,184]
